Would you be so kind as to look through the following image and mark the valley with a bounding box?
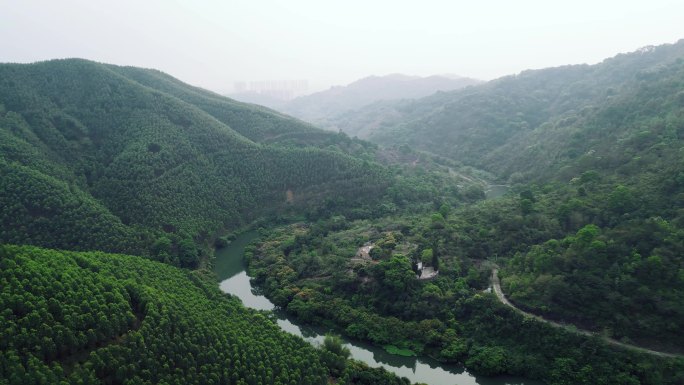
[2,40,684,385]
[215,232,543,385]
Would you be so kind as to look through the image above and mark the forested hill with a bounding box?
[309,40,684,354]
[333,40,684,180]
[1,244,330,384]
[109,65,321,143]
[0,59,391,264]
[0,244,409,385]
[274,74,481,126]
[358,40,684,351]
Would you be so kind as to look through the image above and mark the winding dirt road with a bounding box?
[491,268,681,358]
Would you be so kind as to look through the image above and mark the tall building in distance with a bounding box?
[233,79,309,100]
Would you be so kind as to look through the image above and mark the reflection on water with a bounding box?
[213,231,260,280]
[219,271,274,311]
[274,315,476,385]
[215,231,544,385]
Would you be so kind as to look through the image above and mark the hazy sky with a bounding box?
[2,0,684,93]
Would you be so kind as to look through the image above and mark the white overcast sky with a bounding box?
[2,0,683,93]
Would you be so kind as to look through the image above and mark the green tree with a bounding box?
[178,238,199,268]
[465,346,507,376]
[380,255,416,291]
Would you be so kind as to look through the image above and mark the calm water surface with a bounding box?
[215,231,544,385]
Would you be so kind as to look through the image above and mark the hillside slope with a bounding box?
[323,41,684,350]
[0,59,390,263]
[242,40,684,360]
[0,244,408,385]
[334,40,684,178]
[111,65,322,143]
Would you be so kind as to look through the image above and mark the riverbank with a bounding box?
[215,231,545,385]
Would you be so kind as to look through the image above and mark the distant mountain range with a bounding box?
[327,40,684,182]
[228,74,482,128]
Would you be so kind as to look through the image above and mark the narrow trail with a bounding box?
[491,268,682,359]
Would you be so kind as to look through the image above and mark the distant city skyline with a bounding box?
[2,0,684,94]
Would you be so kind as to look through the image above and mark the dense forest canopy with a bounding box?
[2,40,684,385]
[239,41,684,385]
[0,60,429,385]
[0,59,465,266]
[329,40,684,179]
[0,245,409,385]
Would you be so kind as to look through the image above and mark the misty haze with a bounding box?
[1,2,683,385]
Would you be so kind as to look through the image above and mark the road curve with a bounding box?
[491,268,681,359]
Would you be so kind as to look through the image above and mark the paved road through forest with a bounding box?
[491,268,681,359]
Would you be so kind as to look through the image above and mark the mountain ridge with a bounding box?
[327,39,684,176]
[0,58,392,264]
[229,73,482,127]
